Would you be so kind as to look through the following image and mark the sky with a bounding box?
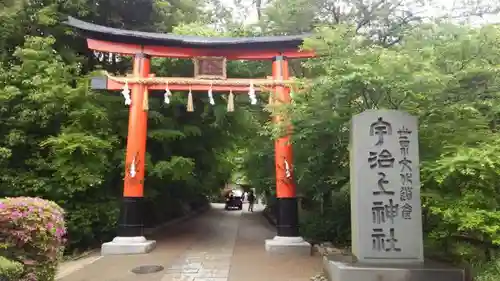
[218,0,500,26]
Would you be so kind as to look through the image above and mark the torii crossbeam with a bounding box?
[66,16,316,256]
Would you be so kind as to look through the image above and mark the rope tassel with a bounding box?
[227,90,234,112]
[187,87,194,112]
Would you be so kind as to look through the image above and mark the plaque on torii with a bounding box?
[193,56,227,80]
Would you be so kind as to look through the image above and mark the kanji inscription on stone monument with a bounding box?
[350,109,423,263]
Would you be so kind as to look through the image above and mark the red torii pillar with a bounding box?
[273,56,297,236]
[101,53,156,254]
[119,54,150,235]
[264,55,311,255]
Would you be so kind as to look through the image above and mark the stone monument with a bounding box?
[323,109,465,281]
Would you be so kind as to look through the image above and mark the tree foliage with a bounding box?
[244,21,500,280]
[0,0,252,253]
[2,0,500,279]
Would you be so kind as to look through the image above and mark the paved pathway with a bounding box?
[57,203,322,281]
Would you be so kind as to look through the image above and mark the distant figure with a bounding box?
[247,191,255,212]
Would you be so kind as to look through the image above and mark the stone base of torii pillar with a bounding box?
[265,236,312,256]
[101,236,156,255]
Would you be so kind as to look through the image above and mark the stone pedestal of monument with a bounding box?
[323,253,465,281]
[101,236,156,255]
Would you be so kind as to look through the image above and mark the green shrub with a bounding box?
[300,190,351,246]
[0,197,66,281]
[473,257,500,281]
[0,256,24,281]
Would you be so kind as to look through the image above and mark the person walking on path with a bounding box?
[247,191,255,212]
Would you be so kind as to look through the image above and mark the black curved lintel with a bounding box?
[64,17,311,50]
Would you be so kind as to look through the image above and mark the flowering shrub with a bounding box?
[0,197,66,281]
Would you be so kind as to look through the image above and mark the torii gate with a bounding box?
[66,17,316,256]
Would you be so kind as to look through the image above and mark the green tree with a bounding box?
[292,23,500,272]
[0,0,258,253]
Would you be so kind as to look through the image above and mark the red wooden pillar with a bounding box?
[118,53,150,237]
[272,55,299,237]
